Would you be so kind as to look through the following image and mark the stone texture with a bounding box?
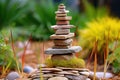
[51,53,75,60]
[52,45,71,49]
[23,66,34,73]
[58,5,66,9]
[51,25,75,29]
[55,29,70,35]
[54,39,72,46]
[48,77,68,80]
[65,75,87,80]
[5,72,20,80]
[56,13,67,17]
[45,46,82,54]
[89,72,113,80]
[56,16,72,21]
[50,33,74,39]
[56,20,69,25]
[42,68,63,72]
[55,10,69,14]
[29,67,89,80]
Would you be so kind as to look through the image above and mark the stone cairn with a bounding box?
[29,4,91,80]
[45,3,82,64]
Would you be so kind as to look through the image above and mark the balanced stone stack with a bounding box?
[45,4,82,65]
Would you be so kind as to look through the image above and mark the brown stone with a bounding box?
[56,13,67,17]
[58,5,66,9]
[51,25,75,29]
[56,16,72,21]
[55,29,70,35]
[58,9,66,11]
[50,33,74,39]
[56,20,69,25]
[51,53,75,60]
[54,39,73,46]
[52,45,71,49]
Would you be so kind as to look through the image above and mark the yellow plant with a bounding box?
[79,17,120,59]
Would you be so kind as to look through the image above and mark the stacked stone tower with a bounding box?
[45,4,82,66]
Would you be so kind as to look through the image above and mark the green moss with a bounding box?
[45,57,85,68]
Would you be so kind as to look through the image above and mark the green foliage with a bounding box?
[0,38,16,69]
[107,47,120,74]
[0,0,108,41]
[0,0,29,28]
[45,57,85,68]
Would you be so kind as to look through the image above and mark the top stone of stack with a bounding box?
[55,4,69,14]
[51,4,74,29]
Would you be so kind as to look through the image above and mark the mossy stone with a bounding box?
[45,57,85,68]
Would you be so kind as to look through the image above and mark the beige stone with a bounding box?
[56,13,67,17]
[42,68,63,72]
[50,33,74,39]
[56,16,72,21]
[48,77,68,80]
[51,25,75,29]
[54,38,73,46]
[55,10,69,14]
[55,29,70,35]
[58,5,66,9]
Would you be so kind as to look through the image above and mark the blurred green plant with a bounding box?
[0,0,108,41]
[0,38,16,72]
[0,0,29,28]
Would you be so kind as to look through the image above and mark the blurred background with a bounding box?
[0,0,120,74]
[0,0,120,41]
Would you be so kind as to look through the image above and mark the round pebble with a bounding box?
[5,72,20,80]
[23,66,34,73]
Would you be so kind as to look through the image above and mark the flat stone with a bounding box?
[51,25,75,29]
[54,39,73,46]
[55,29,70,35]
[65,75,87,80]
[51,53,75,60]
[58,9,66,11]
[56,20,69,25]
[56,71,79,76]
[52,45,71,49]
[55,10,69,14]
[56,16,72,21]
[57,67,89,72]
[56,13,67,17]
[58,5,66,9]
[45,46,82,54]
[59,4,64,6]
[42,68,63,72]
[50,33,74,39]
[79,72,90,77]
[48,77,68,80]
